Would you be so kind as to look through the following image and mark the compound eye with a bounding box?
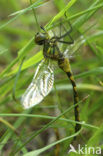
[35,35,44,45]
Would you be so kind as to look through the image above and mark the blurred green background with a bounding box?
[0,0,103,155]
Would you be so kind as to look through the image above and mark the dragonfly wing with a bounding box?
[64,35,86,57]
[21,59,54,109]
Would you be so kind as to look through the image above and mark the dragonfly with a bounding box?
[20,19,83,132]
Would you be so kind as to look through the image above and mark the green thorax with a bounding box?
[43,39,62,60]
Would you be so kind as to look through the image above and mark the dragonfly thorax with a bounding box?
[35,32,63,61]
[35,32,48,45]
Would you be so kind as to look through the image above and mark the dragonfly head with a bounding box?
[35,32,47,45]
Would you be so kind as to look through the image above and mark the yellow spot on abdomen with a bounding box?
[73,86,77,91]
[70,76,74,81]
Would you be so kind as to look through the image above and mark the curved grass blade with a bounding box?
[0,37,34,78]
[45,0,77,29]
[14,101,83,154]
[24,129,82,156]
[0,0,49,30]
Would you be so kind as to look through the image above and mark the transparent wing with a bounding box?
[21,59,54,109]
[64,35,86,58]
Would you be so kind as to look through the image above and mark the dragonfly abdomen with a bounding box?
[58,57,81,132]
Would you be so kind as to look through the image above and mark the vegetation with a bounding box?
[0,0,103,155]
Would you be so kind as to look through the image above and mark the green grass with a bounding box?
[0,0,103,155]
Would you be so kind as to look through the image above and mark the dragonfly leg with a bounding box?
[57,22,74,45]
[57,20,73,40]
[57,40,74,45]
